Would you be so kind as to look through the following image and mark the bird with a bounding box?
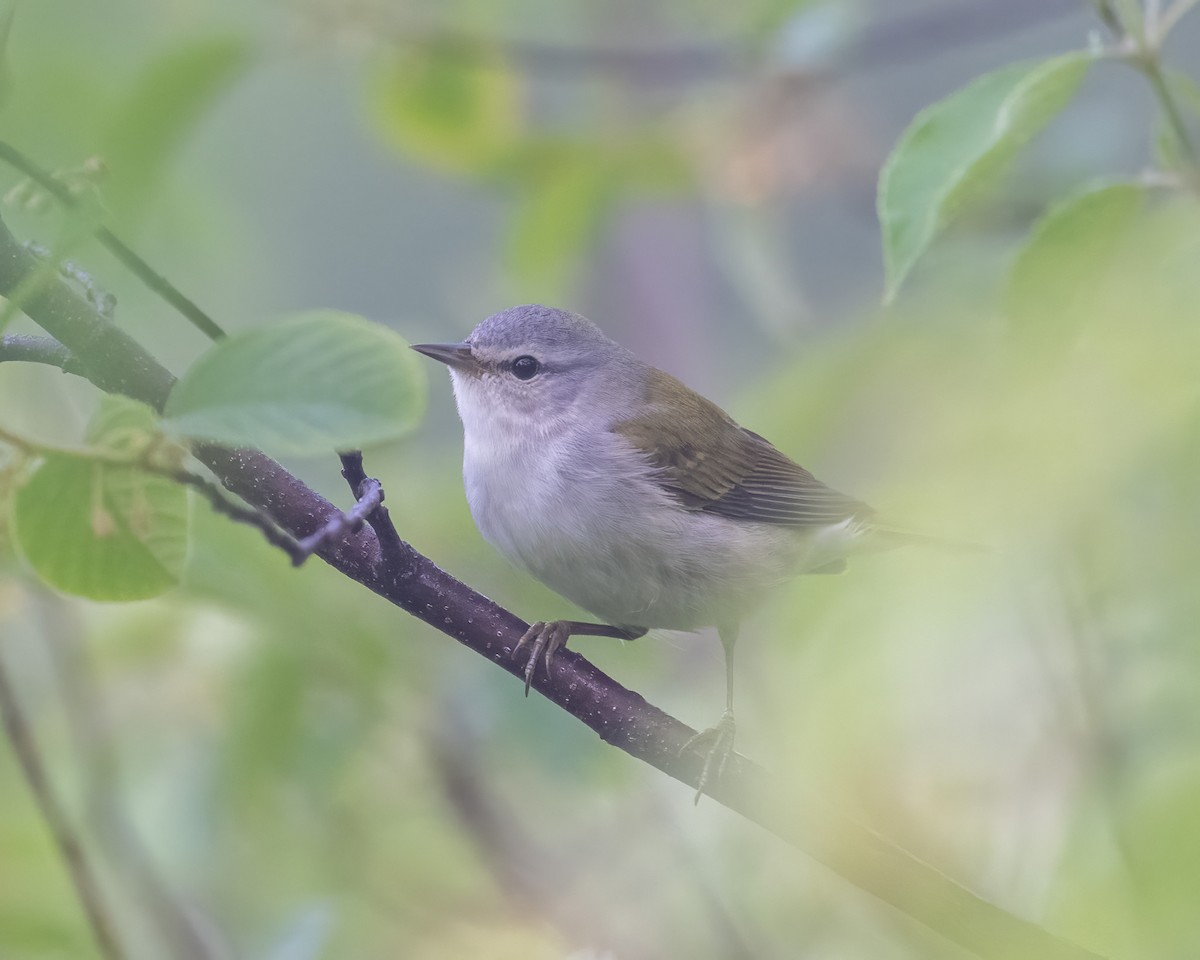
[413,304,964,800]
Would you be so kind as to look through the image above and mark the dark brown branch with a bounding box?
[339,451,408,571]
[163,467,309,565]
[0,650,127,960]
[165,466,385,568]
[294,474,382,561]
[0,213,1105,960]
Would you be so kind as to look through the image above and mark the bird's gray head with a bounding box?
[412,305,636,434]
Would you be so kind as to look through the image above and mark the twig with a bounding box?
[339,451,410,573]
[0,212,1107,960]
[1137,53,1198,165]
[1100,0,1200,175]
[163,467,310,565]
[1159,0,1200,38]
[0,420,315,566]
[293,474,383,561]
[168,464,390,567]
[0,141,226,342]
[0,650,127,960]
[2,418,394,570]
[0,333,86,374]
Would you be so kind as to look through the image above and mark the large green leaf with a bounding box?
[164,311,426,454]
[12,454,189,601]
[1006,181,1147,340]
[878,52,1093,301]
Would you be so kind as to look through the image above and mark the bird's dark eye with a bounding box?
[511,355,541,380]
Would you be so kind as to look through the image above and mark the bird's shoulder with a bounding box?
[612,367,872,527]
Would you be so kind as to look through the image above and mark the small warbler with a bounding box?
[414,305,963,798]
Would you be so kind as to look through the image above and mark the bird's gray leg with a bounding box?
[682,624,738,804]
[513,621,646,696]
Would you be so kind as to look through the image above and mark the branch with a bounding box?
[1141,57,1198,164]
[0,333,87,374]
[1159,0,1200,38]
[339,451,408,571]
[166,466,386,566]
[295,474,382,560]
[0,650,127,960]
[0,212,1106,960]
[162,466,311,564]
[1096,2,1200,182]
[0,407,370,567]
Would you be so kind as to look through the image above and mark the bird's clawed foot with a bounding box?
[513,620,571,696]
[682,712,737,804]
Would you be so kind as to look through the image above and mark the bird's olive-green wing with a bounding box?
[613,369,872,527]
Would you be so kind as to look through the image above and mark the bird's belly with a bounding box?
[465,439,842,629]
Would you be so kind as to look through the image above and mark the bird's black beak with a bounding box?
[410,341,478,374]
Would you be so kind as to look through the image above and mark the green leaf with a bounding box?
[102,35,252,226]
[164,311,426,455]
[878,52,1093,301]
[1005,181,1147,339]
[369,48,521,176]
[11,455,189,601]
[85,394,163,453]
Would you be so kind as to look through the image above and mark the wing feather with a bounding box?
[613,370,871,528]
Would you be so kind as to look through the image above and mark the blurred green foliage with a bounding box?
[878,52,1094,299]
[2,1,1200,959]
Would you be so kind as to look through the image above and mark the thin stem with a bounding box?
[164,466,310,564]
[0,141,226,341]
[0,423,39,454]
[339,451,411,573]
[1142,57,1198,163]
[0,334,84,374]
[0,424,315,563]
[294,476,383,560]
[1159,0,1200,38]
[0,652,127,960]
[1099,0,1200,177]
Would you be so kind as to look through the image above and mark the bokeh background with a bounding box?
[2,1,1199,957]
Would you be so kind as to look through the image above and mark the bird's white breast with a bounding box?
[454,382,848,630]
